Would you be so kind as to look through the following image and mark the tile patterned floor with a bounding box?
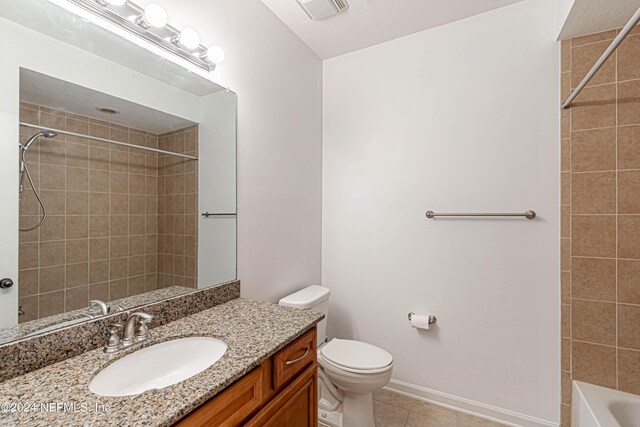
[373,389,507,427]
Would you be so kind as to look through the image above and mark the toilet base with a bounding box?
[318,406,343,427]
[342,392,375,427]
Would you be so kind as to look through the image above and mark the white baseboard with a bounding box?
[385,380,559,427]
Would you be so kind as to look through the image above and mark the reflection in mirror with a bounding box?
[1,68,236,345]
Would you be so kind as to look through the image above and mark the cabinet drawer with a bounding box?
[273,328,316,390]
[175,365,263,427]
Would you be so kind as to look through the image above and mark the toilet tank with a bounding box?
[279,285,330,344]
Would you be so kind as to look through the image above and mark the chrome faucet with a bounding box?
[90,299,124,316]
[122,312,153,347]
[104,312,154,354]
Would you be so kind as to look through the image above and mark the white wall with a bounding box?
[144,0,323,302]
[323,0,560,424]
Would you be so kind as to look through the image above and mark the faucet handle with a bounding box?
[104,323,123,354]
[90,299,109,316]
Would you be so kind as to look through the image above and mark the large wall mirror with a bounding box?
[0,0,236,344]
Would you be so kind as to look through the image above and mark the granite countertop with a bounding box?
[0,298,323,427]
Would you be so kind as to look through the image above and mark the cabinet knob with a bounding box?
[0,278,14,289]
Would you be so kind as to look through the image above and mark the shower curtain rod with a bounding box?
[561,6,640,109]
[19,122,199,160]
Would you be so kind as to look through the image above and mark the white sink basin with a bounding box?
[89,337,227,397]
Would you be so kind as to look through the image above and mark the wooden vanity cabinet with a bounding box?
[175,327,317,427]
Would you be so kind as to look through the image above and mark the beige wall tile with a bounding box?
[572,341,616,388]
[572,30,616,47]
[39,241,65,267]
[66,239,88,264]
[561,404,571,427]
[562,304,571,338]
[561,173,570,205]
[89,282,109,301]
[18,105,169,320]
[618,80,640,126]
[110,172,128,194]
[66,192,89,215]
[619,171,640,214]
[66,263,88,288]
[618,215,640,259]
[40,215,65,242]
[89,215,109,238]
[110,237,128,259]
[571,172,616,214]
[561,238,570,271]
[562,338,571,375]
[66,143,89,168]
[39,164,65,190]
[39,266,65,293]
[89,260,109,284]
[66,167,88,191]
[571,299,616,345]
[40,191,65,215]
[571,257,616,301]
[618,125,640,169]
[18,269,38,298]
[571,128,616,172]
[618,304,640,350]
[66,215,88,239]
[18,296,38,323]
[110,257,128,281]
[89,238,109,261]
[571,84,616,131]
[110,193,128,215]
[109,279,127,300]
[65,285,88,311]
[89,169,110,192]
[110,215,128,237]
[38,290,64,318]
[571,215,616,257]
[618,260,640,304]
[618,349,640,394]
[561,271,571,304]
[561,371,572,405]
[618,35,640,81]
[571,41,615,88]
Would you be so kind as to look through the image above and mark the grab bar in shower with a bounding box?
[425,210,536,219]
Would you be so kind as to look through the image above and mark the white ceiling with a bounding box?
[558,0,640,40]
[21,69,196,134]
[259,0,525,59]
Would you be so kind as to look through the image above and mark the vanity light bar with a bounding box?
[66,0,221,72]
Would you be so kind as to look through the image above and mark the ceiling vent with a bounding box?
[297,0,349,21]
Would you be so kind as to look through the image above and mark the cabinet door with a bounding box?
[175,366,264,427]
[245,364,317,427]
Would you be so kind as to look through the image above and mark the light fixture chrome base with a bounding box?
[68,0,215,72]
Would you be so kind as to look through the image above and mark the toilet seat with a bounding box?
[320,339,393,374]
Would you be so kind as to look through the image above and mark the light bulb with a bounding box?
[104,0,126,5]
[178,27,200,50]
[205,45,225,64]
[141,3,168,28]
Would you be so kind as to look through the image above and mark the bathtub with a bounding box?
[572,381,640,427]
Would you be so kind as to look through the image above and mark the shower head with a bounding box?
[21,130,57,151]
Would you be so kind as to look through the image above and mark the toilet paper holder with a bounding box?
[408,312,437,325]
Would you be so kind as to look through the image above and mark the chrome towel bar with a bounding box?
[201,212,237,217]
[425,210,536,219]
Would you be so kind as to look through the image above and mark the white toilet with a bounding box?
[279,285,393,427]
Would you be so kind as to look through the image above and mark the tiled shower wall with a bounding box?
[17,103,198,322]
[157,127,199,288]
[560,27,640,425]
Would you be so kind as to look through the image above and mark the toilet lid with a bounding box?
[320,339,392,371]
